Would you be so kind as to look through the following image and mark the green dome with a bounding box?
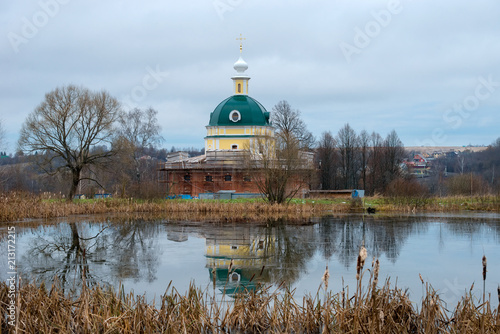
[208,95,271,127]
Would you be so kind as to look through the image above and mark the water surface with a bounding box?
[1,212,500,307]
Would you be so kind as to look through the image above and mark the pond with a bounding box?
[1,212,500,308]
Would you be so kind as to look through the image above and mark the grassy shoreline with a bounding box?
[1,192,499,223]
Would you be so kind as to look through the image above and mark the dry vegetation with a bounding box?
[1,258,499,333]
[1,192,500,223]
[0,192,343,223]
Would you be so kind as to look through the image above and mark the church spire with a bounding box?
[232,34,250,95]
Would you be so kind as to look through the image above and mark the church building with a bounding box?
[159,40,308,199]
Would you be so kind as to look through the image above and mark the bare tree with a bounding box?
[493,137,500,148]
[317,131,338,190]
[336,123,359,189]
[117,107,163,151]
[246,135,312,204]
[18,85,121,200]
[368,131,384,195]
[383,130,405,186]
[359,130,370,191]
[116,107,164,191]
[243,101,315,203]
[272,100,315,151]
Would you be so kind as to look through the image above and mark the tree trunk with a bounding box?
[68,168,81,201]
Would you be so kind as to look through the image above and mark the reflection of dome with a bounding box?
[208,95,270,127]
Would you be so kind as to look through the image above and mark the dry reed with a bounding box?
[1,192,500,223]
[2,264,500,333]
[0,192,351,223]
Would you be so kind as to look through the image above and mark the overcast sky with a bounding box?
[1,0,500,153]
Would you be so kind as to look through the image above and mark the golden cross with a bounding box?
[236,33,246,53]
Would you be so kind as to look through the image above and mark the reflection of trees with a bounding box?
[21,222,108,293]
[19,219,163,292]
[443,217,500,249]
[106,220,162,284]
[316,215,429,267]
[270,221,317,284]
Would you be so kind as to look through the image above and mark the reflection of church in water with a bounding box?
[165,223,278,294]
[205,227,277,294]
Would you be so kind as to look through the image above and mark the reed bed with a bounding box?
[0,192,348,223]
[1,263,499,333]
[376,195,500,213]
[1,192,500,223]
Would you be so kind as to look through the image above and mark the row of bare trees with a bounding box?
[317,124,406,195]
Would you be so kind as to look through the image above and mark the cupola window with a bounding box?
[229,110,241,122]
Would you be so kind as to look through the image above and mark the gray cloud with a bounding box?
[1,0,499,153]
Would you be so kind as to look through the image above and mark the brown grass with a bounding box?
[1,192,500,223]
[0,192,350,223]
[1,263,499,333]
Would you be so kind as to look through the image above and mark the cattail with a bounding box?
[356,256,361,280]
[482,255,487,303]
[360,246,367,266]
[228,259,234,273]
[497,285,500,304]
[322,265,330,291]
[356,246,367,280]
[482,255,487,281]
[373,259,380,287]
[419,273,424,285]
[379,310,385,330]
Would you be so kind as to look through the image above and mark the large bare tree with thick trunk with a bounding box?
[18,85,121,200]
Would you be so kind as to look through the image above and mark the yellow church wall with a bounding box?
[225,128,245,135]
[207,126,274,138]
[206,242,272,259]
[206,139,214,150]
[218,138,249,150]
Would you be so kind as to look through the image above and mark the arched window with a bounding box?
[231,144,238,150]
[238,83,241,93]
